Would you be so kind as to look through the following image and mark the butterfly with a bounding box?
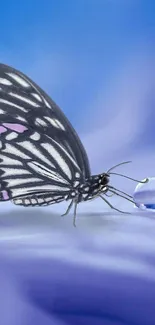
[0,63,148,226]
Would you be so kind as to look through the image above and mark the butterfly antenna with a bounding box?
[109,173,149,184]
[107,161,132,173]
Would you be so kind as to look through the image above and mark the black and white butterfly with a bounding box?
[0,63,147,226]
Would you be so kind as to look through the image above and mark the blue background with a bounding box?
[0,1,155,324]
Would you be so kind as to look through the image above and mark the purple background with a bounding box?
[0,1,155,324]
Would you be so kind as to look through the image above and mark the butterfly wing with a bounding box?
[0,63,91,180]
[0,123,82,203]
[0,63,91,206]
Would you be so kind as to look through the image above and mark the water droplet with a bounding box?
[133,177,155,210]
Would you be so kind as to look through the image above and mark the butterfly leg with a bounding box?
[73,200,78,227]
[61,199,78,227]
[99,195,130,214]
[61,200,74,217]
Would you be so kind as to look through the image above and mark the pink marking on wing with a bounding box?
[3,123,28,133]
[0,126,7,134]
[2,190,9,200]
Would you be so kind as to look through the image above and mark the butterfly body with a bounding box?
[76,174,109,203]
[11,173,109,207]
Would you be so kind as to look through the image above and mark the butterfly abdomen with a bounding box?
[12,193,65,207]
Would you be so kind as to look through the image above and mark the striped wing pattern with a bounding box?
[0,63,91,206]
[0,125,82,204]
[0,63,91,179]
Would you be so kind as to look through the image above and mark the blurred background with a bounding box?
[0,1,155,324]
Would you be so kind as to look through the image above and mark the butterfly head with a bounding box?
[98,173,110,193]
[94,161,149,204]
[84,160,149,202]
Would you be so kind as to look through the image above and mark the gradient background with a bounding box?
[0,1,155,324]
